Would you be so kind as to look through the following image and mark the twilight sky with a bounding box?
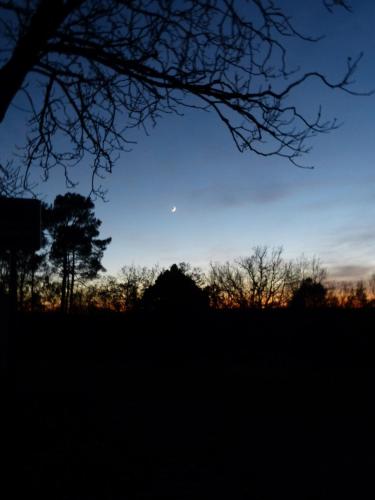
[2,1,375,280]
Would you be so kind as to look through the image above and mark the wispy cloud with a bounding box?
[322,222,375,280]
[327,264,373,281]
[188,181,293,209]
[335,227,375,247]
[328,265,374,281]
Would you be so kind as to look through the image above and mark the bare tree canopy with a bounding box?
[0,0,365,195]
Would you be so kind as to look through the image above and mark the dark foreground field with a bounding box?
[6,309,375,498]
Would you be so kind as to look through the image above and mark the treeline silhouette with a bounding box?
[11,279,375,498]
[4,195,375,499]
[1,192,374,313]
[57,258,374,312]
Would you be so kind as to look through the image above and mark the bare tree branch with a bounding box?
[0,0,369,196]
[323,0,353,14]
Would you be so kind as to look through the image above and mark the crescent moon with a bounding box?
[171,206,177,213]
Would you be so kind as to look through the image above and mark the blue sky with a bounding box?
[2,1,375,280]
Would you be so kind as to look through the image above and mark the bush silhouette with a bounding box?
[142,264,209,312]
[290,278,327,309]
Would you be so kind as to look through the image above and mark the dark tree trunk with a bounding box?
[69,250,75,313]
[30,266,35,312]
[0,0,83,122]
[61,251,68,313]
[9,250,18,314]
[19,265,25,311]
[66,271,70,314]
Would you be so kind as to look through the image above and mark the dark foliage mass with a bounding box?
[290,277,328,309]
[0,0,363,195]
[0,192,111,312]
[8,308,375,498]
[142,263,209,312]
[48,193,111,312]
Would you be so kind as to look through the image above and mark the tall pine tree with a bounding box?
[48,193,111,313]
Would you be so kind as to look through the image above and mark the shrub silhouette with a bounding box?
[142,264,209,312]
[290,278,327,309]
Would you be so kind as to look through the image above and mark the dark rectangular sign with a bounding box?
[0,197,42,250]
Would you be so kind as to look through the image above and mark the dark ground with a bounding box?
[6,309,375,498]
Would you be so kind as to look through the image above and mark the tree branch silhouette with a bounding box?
[0,0,368,196]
